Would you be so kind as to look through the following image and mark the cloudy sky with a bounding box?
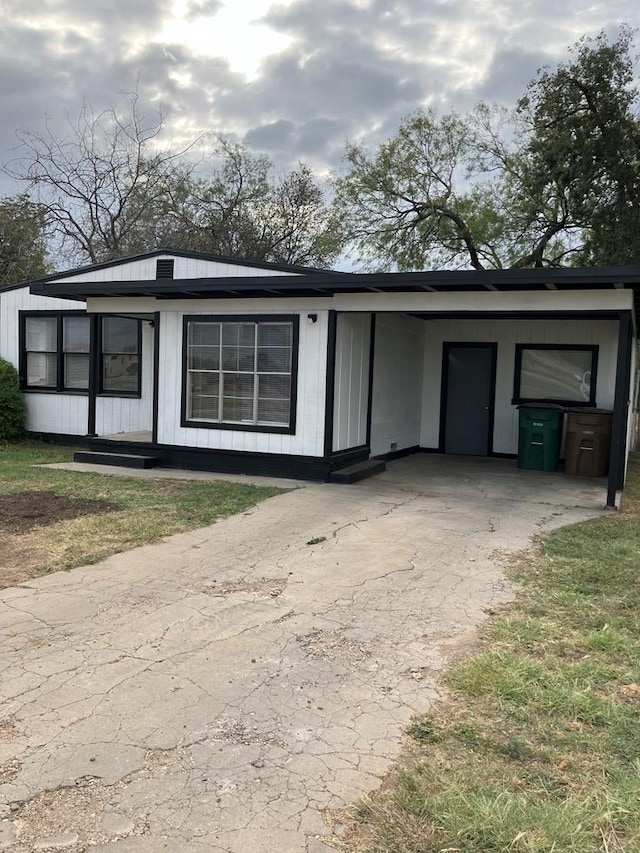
[0,0,638,187]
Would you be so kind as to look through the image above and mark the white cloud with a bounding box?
[152,0,294,79]
[0,0,637,195]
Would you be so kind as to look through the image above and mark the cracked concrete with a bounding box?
[0,455,606,852]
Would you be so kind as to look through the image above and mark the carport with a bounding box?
[327,268,638,508]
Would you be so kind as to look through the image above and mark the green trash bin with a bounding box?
[517,405,564,471]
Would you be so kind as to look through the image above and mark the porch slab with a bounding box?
[1,456,605,851]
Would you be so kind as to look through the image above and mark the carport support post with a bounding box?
[606,312,633,508]
[323,310,337,459]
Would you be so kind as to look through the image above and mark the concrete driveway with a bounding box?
[0,456,606,852]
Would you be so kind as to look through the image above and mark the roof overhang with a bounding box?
[29,265,640,300]
[27,266,640,324]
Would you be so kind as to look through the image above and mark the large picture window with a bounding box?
[21,313,90,391]
[514,344,598,406]
[100,316,141,395]
[183,316,298,432]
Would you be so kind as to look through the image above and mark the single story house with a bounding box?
[1,248,638,507]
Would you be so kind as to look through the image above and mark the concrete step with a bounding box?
[329,459,386,484]
[74,451,159,469]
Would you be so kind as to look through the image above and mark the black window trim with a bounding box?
[98,315,143,398]
[513,343,599,407]
[19,310,91,394]
[181,314,299,435]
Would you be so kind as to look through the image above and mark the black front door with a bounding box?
[441,343,496,455]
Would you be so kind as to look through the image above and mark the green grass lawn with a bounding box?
[344,459,640,853]
[0,441,284,585]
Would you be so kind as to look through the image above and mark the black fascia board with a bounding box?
[30,277,335,298]
[30,265,640,301]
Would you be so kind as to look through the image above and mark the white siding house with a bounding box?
[1,249,638,505]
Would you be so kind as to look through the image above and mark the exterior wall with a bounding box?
[333,313,371,452]
[52,255,298,284]
[94,320,154,436]
[370,314,425,457]
[420,318,619,454]
[84,292,631,462]
[156,309,328,457]
[0,286,89,435]
[24,392,89,435]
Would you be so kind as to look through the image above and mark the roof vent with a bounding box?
[156,259,175,279]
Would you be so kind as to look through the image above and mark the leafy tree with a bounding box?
[0,194,48,285]
[519,26,640,266]
[333,106,544,270]
[125,139,344,267]
[334,27,640,270]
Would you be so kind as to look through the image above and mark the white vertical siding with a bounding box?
[369,314,425,457]
[95,320,154,436]
[420,318,619,454]
[156,309,328,457]
[0,287,88,436]
[24,393,89,435]
[333,313,371,452]
[51,255,299,284]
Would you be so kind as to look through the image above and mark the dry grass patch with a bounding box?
[0,441,284,588]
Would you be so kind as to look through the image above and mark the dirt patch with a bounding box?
[297,628,372,666]
[210,718,285,747]
[0,491,120,591]
[203,577,287,597]
[0,718,18,741]
[0,491,119,536]
[11,781,142,851]
[0,759,21,783]
[144,748,179,770]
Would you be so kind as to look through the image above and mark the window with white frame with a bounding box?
[22,313,90,391]
[184,317,297,430]
[514,344,598,405]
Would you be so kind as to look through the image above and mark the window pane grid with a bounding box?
[186,320,293,426]
[24,314,90,390]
